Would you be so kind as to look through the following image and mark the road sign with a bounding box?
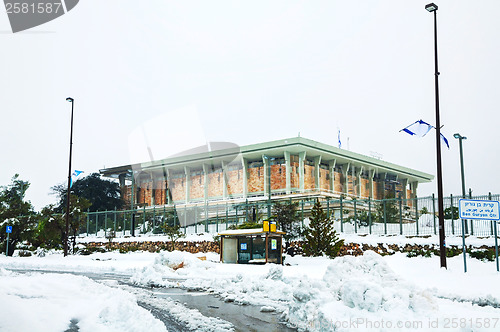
[459,199,500,220]
[6,226,12,233]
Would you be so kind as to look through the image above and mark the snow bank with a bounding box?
[285,251,436,330]
[132,250,500,331]
[0,270,166,332]
[133,250,438,330]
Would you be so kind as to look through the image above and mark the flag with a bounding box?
[400,119,450,149]
[440,133,450,149]
[338,128,342,149]
[70,170,84,188]
[400,120,433,137]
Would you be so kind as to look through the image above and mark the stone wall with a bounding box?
[247,166,264,193]
[83,240,488,259]
[208,171,224,198]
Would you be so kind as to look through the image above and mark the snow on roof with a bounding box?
[218,228,285,236]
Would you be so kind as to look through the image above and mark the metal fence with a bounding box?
[79,193,500,239]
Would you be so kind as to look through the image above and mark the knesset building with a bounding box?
[100,137,433,222]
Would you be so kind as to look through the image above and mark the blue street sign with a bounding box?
[6,226,12,233]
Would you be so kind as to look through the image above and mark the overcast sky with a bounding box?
[1,0,499,210]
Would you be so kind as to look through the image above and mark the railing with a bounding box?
[78,193,500,239]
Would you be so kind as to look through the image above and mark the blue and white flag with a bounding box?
[400,120,433,137]
[440,133,450,149]
[70,170,84,188]
[400,120,450,149]
[337,128,342,149]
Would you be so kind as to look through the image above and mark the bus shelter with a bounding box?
[218,228,284,264]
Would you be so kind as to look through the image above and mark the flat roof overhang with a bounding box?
[100,137,433,184]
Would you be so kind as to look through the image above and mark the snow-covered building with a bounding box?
[100,137,433,209]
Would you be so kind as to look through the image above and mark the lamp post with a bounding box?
[425,3,447,268]
[453,133,467,198]
[64,97,74,257]
[454,133,468,233]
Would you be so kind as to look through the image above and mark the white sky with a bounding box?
[1,0,500,210]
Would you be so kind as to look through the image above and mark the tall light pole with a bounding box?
[453,133,467,198]
[425,3,446,268]
[64,97,74,257]
[454,133,468,233]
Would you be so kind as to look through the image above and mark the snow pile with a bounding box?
[131,250,218,286]
[286,251,437,330]
[132,251,441,331]
[0,271,167,332]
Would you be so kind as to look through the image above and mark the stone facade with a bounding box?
[122,159,415,206]
[247,166,264,193]
[227,167,244,196]
[206,170,222,198]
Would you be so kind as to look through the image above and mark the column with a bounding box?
[410,181,418,199]
[341,163,350,196]
[298,151,306,193]
[284,151,291,194]
[382,173,387,199]
[368,169,375,199]
[150,173,155,206]
[400,178,409,199]
[221,161,228,199]
[314,156,322,190]
[202,164,209,202]
[242,158,248,198]
[166,169,172,205]
[356,166,364,198]
[328,160,336,193]
[262,155,269,195]
[130,170,136,210]
[184,166,190,203]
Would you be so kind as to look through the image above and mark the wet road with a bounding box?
[8,268,296,332]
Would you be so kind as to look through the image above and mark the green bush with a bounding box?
[468,249,496,261]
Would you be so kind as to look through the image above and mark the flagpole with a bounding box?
[64,97,74,257]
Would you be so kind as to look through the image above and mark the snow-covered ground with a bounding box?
[0,268,167,332]
[1,235,500,332]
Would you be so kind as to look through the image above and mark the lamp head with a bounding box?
[66,97,74,102]
[425,3,438,12]
[453,133,461,139]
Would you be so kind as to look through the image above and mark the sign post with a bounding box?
[459,199,500,272]
[5,226,12,257]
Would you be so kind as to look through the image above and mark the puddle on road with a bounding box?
[150,287,296,332]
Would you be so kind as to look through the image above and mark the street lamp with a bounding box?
[425,3,447,268]
[453,133,467,198]
[64,97,74,257]
[454,133,468,233]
